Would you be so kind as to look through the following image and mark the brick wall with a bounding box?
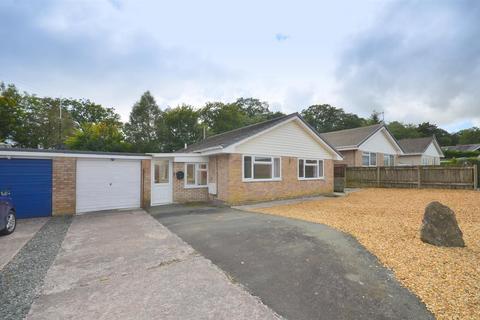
[217,154,334,204]
[172,162,209,203]
[141,159,151,208]
[52,157,76,215]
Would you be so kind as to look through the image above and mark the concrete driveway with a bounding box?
[1,210,279,320]
[151,205,434,320]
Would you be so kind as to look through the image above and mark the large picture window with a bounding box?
[185,163,208,187]
[298,159,324,179]
[243,155,281,181]
[362,152,377,167]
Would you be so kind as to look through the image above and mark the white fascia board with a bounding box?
[0,151,150,160]
[148,152,209,162]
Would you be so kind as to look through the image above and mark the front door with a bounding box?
[151,159,173,205]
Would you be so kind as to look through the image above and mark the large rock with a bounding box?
[420,201,465,247]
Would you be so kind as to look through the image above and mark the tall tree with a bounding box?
[64,98,121,127]
[65,122,131,152]
[200,102,250,135]
[416,122,454,146]
[124,91,162,152]
[301,104,365,133]
[162,105,202,152]
[0,83,24,143]
[456,127,480,144]
[366,110,382,125]
[387,121,422,140]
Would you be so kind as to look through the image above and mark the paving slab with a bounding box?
[27,210,280,320]
[0,217,49,270]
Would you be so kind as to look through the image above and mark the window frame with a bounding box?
[242,155,282,182]
[383,154,395,167]
[184,162,208,188]
[362,152,377,167]
[297,158,325,180]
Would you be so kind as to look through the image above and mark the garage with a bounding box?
[0,158,52,218]
[76,158,142,214]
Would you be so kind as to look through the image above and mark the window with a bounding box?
[383,154,395,166]
[185,163,208,187]
[243,155,281,181]
[154,160,169,184]
[362,152,377,167]
[298,159,324,179]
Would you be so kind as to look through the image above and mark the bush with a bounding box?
[443,149,480,159]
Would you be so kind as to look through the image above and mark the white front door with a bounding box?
[76,159,141,214]
[151,159,173,205]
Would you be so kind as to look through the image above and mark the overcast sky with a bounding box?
[1,0,479,132]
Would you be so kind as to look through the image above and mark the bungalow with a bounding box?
[320,124,404,167]
[149,113,343,205]
[397,136,444,166]
[443,144,480,152]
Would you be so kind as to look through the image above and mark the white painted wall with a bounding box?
[360,128,401,155]
[423,142,442,157]
[234,120,335,159]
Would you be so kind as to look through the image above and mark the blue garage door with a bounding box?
[0,159,52,218]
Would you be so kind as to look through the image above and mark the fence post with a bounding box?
[474,164,478,190]
[417,166,421,188]
[377,166,380,187]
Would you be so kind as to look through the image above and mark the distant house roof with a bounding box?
[320,123,390,149]
[398,136,443,157]
[177,113,342,158]
[443,144,480,152]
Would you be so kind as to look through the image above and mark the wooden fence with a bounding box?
[345,165,478,190]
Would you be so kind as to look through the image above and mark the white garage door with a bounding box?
[76,159,141,214]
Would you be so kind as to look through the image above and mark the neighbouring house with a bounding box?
[0,113,342,217]
[150,113,343,205]
[443,144,480,152]
[319,124,404,167]
[397,136,444,166]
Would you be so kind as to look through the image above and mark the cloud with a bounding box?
[275,33,290,42]
[336,0,480,129]
[0,0,234,119]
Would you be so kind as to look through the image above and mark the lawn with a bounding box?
[254,188,480,320]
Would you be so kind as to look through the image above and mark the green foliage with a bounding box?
[301,104,365,133]
[456,127,480,145]
[443,149,480,159]
[124,91,162,153]
[162,105,203,152]
[387,121,422,140]
[0,82,24,142]
[416,122,455,146]
[65,122,131,152]
[366,110,382,125]
[64,98,121,127]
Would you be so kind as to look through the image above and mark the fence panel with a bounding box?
[346,165,476,190]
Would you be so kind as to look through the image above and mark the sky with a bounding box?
[0,0,479,132]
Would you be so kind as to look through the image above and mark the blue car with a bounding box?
[0,191,16,236]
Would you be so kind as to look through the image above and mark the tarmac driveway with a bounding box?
[151,205,434,320]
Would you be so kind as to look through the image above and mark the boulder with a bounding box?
[420,201,465,247]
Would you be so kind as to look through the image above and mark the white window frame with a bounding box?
[362,152,377,167]
[298,158,325,180]
[383,154,395,167]
[184,163,208,188]
[242,155,282,182]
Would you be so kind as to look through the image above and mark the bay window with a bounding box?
[243,155,281,181]
[185,163,208,187]
[362,152,377,167]
[298,159,324,179]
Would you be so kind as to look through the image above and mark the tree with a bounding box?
[456,127,480,144]
[416,122,454,146]
[233,97,283,122]
[200,102,250,135]
[65,122,131,152]
[64,98,121,127]
[124,91,162,152]
[300,104,365,133]
[366,110,382,125]
[0,83,24,143]
[387,121,421,140]
[162,105,202,152]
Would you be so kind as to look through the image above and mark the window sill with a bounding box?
[242,178,282,183]
[184,185,208,189]
[298,177,325,181]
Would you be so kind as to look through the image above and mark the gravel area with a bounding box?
[254,188,480,320]
[0,216,72,320]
